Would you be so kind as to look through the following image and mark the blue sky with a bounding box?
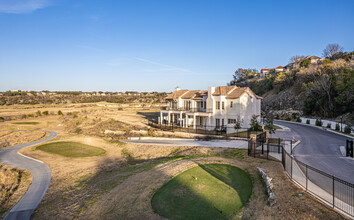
[0,0,353,92]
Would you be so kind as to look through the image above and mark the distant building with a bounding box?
[260,68,271,78]
[275,66,284,72]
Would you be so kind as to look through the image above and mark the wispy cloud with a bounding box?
[135,57,195,74]
[0,0,53,14]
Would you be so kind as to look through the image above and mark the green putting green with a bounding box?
[36,141,106,157]
[152,164,252,220]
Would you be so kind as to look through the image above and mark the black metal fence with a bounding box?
[248,136,354,218]
[148,121,263,138]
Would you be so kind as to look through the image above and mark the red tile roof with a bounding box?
[212,85,237,96]
[164,90,189,100]
[226,87,262,99]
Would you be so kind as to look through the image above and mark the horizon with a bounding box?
[1,0,353,92]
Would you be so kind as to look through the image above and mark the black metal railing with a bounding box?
[160,106,213,113]
[148,121,263,138]
[248,136,354,218]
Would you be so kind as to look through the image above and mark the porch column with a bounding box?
[180,112,183,127]
[160,111,163,124]
[193,114,196,129]
[185,114,189,127]
[167,112,171,124]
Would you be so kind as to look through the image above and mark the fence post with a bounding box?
[291,140,293,155]
[305,164,308,191]
[332,176,335,208]
[278,138,281,153]
[291,156,293,179]
[253,141,256,158]
[267,142,269,160]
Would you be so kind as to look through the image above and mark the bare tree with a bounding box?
[322,43,343,58]
[289,55,305,63]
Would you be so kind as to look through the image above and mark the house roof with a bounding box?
[275,66,284,69]
[226,87,263,100]
[192,91,207,100]
[181,90,202,99]
[261,68,271,72]
[164,90,189,100]
[212,85,237,96]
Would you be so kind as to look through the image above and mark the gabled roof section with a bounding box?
[164,90,189,100]
[212,85,237,96]
[275,66,284,69]
[226,87,263,99]
[181,90,201,99]
[192,91,207,100]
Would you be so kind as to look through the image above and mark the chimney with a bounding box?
[175,86,180,91]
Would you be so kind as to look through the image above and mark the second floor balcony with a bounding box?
[161,106,213,113]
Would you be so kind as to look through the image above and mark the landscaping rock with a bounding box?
[257,167,276,206]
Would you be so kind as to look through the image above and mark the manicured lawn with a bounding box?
[36,142,106,157]
[12,122,39,125]
[151,164,252,220]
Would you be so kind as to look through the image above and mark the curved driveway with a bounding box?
[274,121,354,184]
[0,131,57,220]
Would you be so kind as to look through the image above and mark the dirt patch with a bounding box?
[0,131,48,149]
[0,164,32,218]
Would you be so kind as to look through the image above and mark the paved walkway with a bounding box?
[0,131,57,220]
[123,137,248,149]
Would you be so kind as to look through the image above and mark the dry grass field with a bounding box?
[0,103,347,219]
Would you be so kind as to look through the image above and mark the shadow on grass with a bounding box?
[137,111,159,123]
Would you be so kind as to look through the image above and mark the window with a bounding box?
[200,101,203,108]
[230,101,233,108]
[221,119,224,126]
[216,119,220,127]
[222,101,225,110]
[228,119,236,124]
[216,101,220,110]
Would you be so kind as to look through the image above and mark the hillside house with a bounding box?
[260,68,271,78]
[159,86,262,132]
[275,66,284,72]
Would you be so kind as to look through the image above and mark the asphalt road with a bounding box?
[0,131,57,220]
[274,121,354,184]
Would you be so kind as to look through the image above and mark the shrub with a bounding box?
[315,119,323,126]
[74,127,82,134]
[335,123,340,131]
[249,115,261,131]
[42,111,49,116]
[21,114,27,119]
[36,110,41,116]
[58,110,63,115]
[326,123,331,128]
[0,117,4,122]
[285,117,291,121]
[296,117,302,123]
[118,107,123,111]
[344,125,352,134]
[73,112,78,118]
[306,119,310,124]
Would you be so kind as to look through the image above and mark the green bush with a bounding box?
[335,123,340,131]
[21,114,27,119]
[36,110,41,116]
[344,125,352,134]
[58,110,63,115]
[42,111,49,116]
[285,117,291,121]
[326,123,331,128]
[74,127,82,134]
[0,117,4,122]
[296,118,302,123]
[118,107,123,111]
[315,119,323,126]
[306,119,310,124]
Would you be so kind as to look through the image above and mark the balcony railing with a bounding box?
[160,106,213,113]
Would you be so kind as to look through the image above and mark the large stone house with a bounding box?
[159,85,262,131]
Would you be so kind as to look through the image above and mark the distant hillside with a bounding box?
[230,55,354,123]
[0,92,168,105]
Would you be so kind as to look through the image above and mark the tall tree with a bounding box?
[322,43,343,58]
[289,55,305,63]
